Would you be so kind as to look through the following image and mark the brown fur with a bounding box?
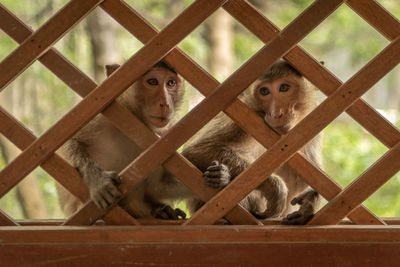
[179,60,322,224]
[57,61,186,219]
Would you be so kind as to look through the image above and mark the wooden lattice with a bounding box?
[1,0,400,264]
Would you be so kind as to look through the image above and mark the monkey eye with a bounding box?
[279,83,290,92]
[166,79,176,87]
[146,78,158,86]
[259,87,270,96]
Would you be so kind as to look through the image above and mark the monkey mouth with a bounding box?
[264,117,292,134]
[149,115,170,128]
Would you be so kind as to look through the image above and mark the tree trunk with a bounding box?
[0,82,49,219]
[86,8,122,82]
[208,8,234,80]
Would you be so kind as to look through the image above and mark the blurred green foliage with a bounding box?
[0,0,399,219]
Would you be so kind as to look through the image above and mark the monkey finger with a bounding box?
[285,211,302,220]
[101,190,117,207]
[175,208,186,219]
[206,180,224,188]
[204,172,223,178]
[290,197,303,206]
[206,175,230,185]
[105,183,121,199]
[164,205,179,220]
[94,195,108,210]
[111,174,121,186]
[210,160,220,166]
[104,171,121,186]
[154,210,169,220]
[206,165,228,172]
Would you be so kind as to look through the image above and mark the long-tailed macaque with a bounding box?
[57,61,186,220]
[180,60,322,224]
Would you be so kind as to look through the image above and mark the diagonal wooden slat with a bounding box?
[288,154,383,225]
[0,107,138,225]
[0,0,227,195]
[347,0,400,41]
[309,141,400,225]
[0,107,88,200]
[101,0,279,150]
[226,0,400,151]
[64,0,344,224]
[186,36,400,225]
[103,0,384,225]
[0,210,18,226]
[0,0,397,228]
[0,2,257,225]
[224,0,385,225]
[0,0,103,90]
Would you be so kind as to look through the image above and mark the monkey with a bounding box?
[57,61,187,220]
[178,60,322,224]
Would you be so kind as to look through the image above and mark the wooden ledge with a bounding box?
[2,225,400,243]
[1,225,400,266]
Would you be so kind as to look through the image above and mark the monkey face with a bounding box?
[253,74,303,134]
[139,67,183,128]
[105,63,184,129]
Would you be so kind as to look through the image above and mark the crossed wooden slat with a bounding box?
[0,0,259,225]
[65,0,346,224]
[0,0,399,226]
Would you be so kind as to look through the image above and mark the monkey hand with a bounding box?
[203,160,231,188]
[153,205,186,220]
[89,171,122,210]
[282,190,318,225]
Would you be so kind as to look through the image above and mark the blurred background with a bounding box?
[0,0,399,219]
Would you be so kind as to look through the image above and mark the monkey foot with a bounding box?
[281,211,313,225]
[153,205,186,220]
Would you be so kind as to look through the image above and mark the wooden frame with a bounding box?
[1,0,400,264]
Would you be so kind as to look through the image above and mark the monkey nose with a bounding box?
[160,103,170,108]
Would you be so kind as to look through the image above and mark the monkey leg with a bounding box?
[282,189,319,225]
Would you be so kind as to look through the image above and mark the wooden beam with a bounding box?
[2,225,400,243]
[15,217,400,226]
[1,226,400,266]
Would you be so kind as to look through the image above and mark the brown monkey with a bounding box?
[57,61,186,220]
[180,60,322,224]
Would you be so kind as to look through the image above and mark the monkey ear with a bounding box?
[105,64,120,77]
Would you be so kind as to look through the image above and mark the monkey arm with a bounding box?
[60,137,121,210]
